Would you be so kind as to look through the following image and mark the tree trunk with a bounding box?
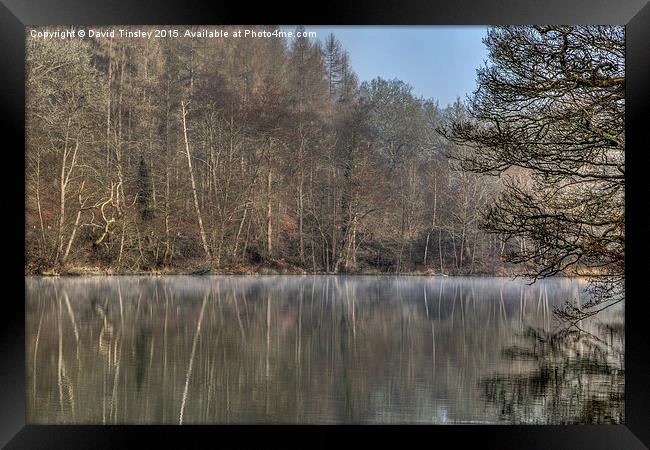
[266,149,273,259]
[106,38,112,168]
[438,228,444,273]
[298,179,304,265]
[35,154,47,257]
[233,207,247,260]
[62,209,81,264]
[181,100,211,260]
[62,181,87,265]
[56,120,71,264]
[423,232,430,266]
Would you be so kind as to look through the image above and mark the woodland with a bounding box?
[25,26,624,288]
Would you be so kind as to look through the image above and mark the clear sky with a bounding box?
[282,26,489,108]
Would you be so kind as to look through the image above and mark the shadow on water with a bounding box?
[25,275,624,424]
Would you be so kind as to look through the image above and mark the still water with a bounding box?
[25,275,624,424]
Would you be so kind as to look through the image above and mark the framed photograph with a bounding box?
[3,0,649,447]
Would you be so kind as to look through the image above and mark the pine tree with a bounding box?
[137,154,154,221]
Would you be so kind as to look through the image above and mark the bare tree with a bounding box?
[444,26,625,317]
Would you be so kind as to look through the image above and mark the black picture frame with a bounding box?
[2,0,649,447]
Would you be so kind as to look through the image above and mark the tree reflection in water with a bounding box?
[479,321,624,424]
[26,275,624,424]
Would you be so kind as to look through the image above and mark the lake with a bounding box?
[25,275,624,424]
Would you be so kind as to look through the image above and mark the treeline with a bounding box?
[26,26,520,275]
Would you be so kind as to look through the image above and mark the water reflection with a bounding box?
[479,323,624,424]
[25,276,624,424]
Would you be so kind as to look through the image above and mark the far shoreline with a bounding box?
[24,266,598,279]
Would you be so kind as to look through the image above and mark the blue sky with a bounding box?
[282,26,489,108]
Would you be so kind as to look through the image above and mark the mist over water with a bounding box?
[25,275,624,424]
